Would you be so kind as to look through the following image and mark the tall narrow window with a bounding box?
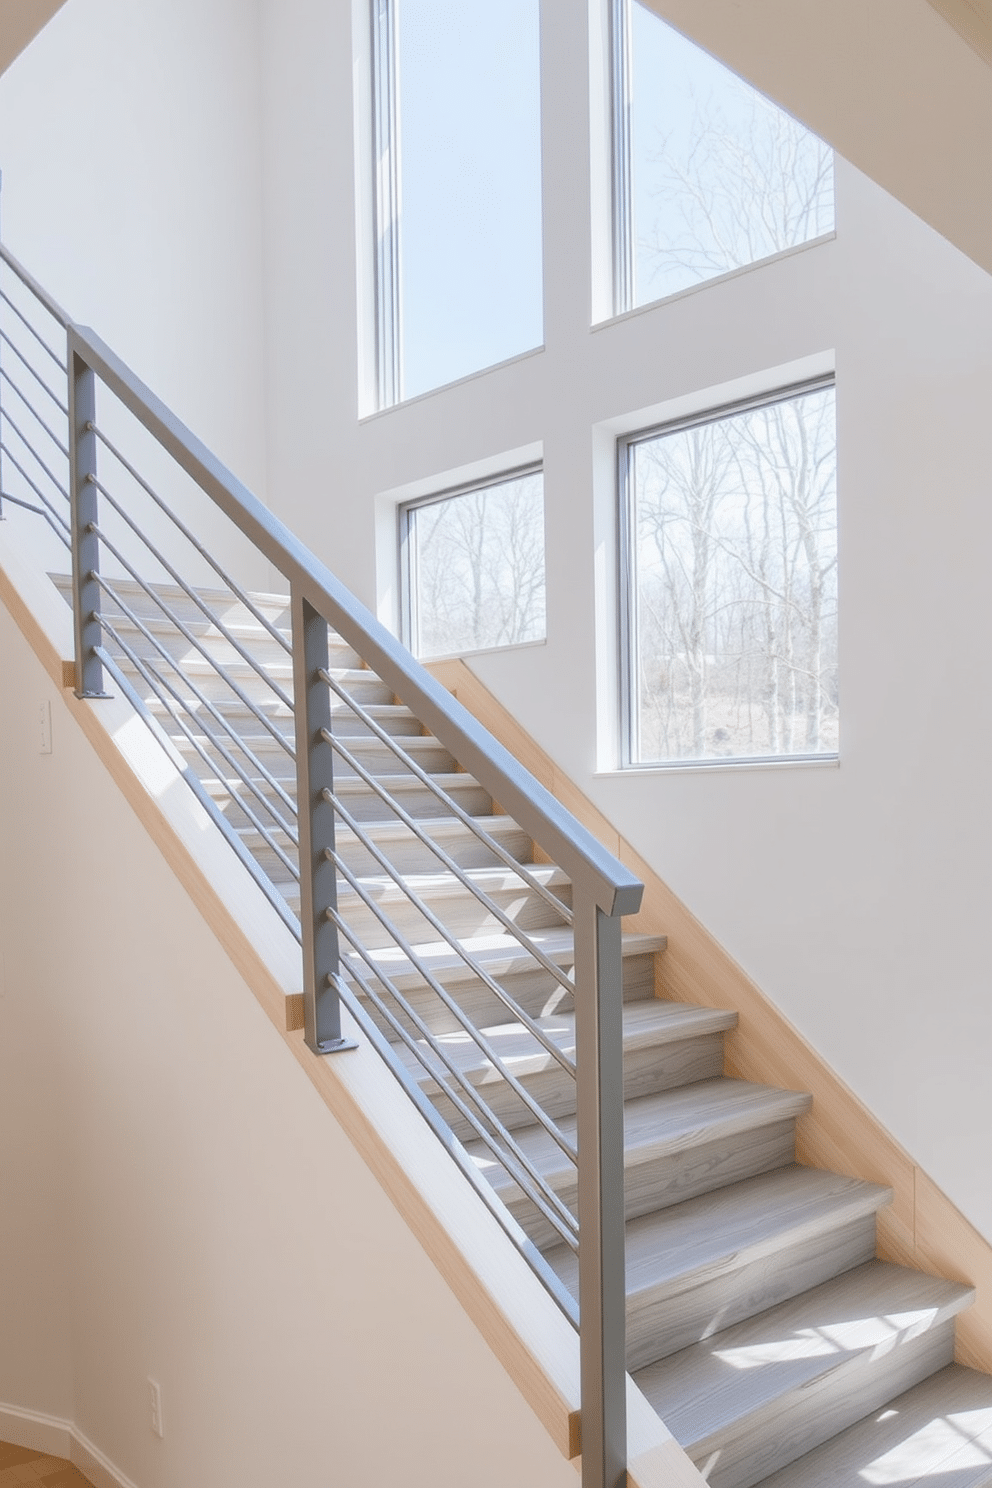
[403,468,546,660]
[611,1,834,313]
[371,0,544,406]
[622,382,838,765]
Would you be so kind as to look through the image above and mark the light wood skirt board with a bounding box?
[426,655,992,1376]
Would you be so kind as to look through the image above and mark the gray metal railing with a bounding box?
[0,239,641,1488]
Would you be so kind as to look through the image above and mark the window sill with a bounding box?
[598,754,840,778]
[591,232,837,334]
[419,636,547,666]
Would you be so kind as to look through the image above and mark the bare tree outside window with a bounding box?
[628,385,837,763]
[406,471,546,660]
[625,1,834,307]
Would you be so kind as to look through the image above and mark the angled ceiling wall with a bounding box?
[641,0,992,277]
[0,2,66,78]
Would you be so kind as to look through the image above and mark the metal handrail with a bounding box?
[68,323,643,921]
[318,666,574,925]
[90,423,294,656]
[0,240,639,1488]
[0,244,71,331]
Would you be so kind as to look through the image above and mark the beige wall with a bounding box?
[0,599,580,1487]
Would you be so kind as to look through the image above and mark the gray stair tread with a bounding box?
[345,925,666,991]
[396,999,735,1088]
[546,1164,889,1302]
[241,810,528,850]
[203,770,483,799]
[335,862,569,904]
[634,1260,974,1452]
[754,1363,992,1487]
[470,1078,811,1197]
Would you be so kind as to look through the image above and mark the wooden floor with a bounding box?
[0,1441,93,1487]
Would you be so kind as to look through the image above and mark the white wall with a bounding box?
[0,600,580,1488]
[2,1,992,1463]
[0,0,270,589]
[255,0,992,1251]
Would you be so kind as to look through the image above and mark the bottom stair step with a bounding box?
[633,1259,974,1488]
[755,1362,992,1487]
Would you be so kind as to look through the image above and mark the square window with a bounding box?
[622,382,837,765]
[402,469,546,661]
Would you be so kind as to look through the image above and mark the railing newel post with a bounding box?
[574,884,628,1488]
[292,585,357,1054]
[68,340,109,698]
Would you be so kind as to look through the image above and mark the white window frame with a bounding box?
[618,374,838,769]
[608,0,836,319]
[400,463,547,662]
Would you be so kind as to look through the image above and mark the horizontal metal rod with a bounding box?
[89,469,294,701]
[0,244,70,331]
[0,285,67,371]
[329,901,579,1248]
[94,645,302,940]
[84,553,297,800]
[325,816,579,1172]
[0,404,70,501]
[70,324,643,917]
[0,326,69,415]
[92,577,302,877]
[91,420,293,656]
[322,727,578,1011]
[0,441,71,533]
[0,487,72,547]
[87,519,297,757]
[137,656,300,881]
[139,651,300,850]
[0,365,70,456]
[96,607,301,884]
[331,975,581,1317]
[317,672,573,926]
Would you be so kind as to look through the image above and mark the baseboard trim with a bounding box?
[0,1401,71,1458]
[71,1426,140,1488]
[0,1403,137,1488]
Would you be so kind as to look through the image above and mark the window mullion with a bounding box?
[611,0,634,316]
[371,0,402,408]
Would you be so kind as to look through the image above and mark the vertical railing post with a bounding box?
[292,586,357,1054]
[574,887,628,1488]
[68,342,109,698]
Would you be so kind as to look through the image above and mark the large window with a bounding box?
[622,382,838,766]
[611,0,834,313]
[370,0,544,406]
[402,468,546,660]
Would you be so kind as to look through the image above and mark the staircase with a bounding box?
[4,238,992,1485]
[60,571,992,1488]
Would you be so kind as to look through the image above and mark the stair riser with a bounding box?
[174,736,457,776]
[214,782,493,832]
[104,624,307,671]
[505,1116,799,1250]
[429,1031,726,1144]
[332,886,572,953]
[244,823,532,882]
[149,705,425,739]
[626,1211,879,1372]
[353,952,656,1042]
[112,654,394,707]
[692,1320,958,1488]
